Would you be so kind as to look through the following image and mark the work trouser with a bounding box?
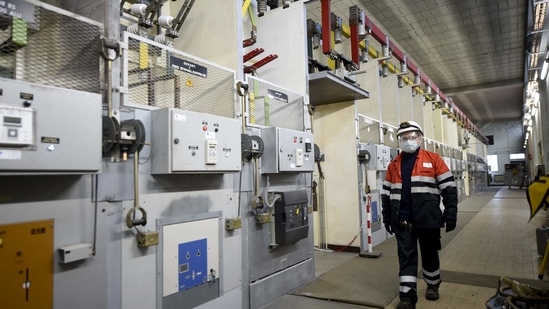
[396,224,441,304]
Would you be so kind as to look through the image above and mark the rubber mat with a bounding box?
[422,270,549,290]
[290,254,399,308]
[291,211,478,308]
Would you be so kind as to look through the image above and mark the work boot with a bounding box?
[396,300,415,309]
[425,285,439,300]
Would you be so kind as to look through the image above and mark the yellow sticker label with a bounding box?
[139,42,148,69]
[186,78,193,87]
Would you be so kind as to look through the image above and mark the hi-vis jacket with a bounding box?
[381,148,458,232]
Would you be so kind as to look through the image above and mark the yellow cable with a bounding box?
[242,0,252,17]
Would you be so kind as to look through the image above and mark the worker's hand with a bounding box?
[445,220,456,233]
[385,223,393,235]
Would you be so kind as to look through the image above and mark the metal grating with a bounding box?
[246,76,305,131]
[122,33,236,119]
[0,3,102,93]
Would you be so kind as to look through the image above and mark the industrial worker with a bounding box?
[381,121,458,309]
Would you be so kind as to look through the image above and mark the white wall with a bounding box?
[478,119,524,178]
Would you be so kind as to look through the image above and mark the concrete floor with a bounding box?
[263,186,549,309]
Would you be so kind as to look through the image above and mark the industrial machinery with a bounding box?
[241,75,314,308]
[358,142,391,191]
[260,127,314,174]
[156,212,222,309]
[0,79,102,173]
[358,142,389,242]
[150,108,242,174]
[0,219,54,309]
[272,190,309,246]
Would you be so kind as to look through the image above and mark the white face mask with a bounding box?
[400,140,419,153]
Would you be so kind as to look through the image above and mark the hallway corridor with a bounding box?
[265,187,549,309]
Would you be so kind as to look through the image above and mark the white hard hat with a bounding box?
[397,121,423,136]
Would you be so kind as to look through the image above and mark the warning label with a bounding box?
[169,56,207,78]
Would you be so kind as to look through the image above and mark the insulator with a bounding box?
[400,62,408,74]
[312,35,320,49]
[130,4,148,16]
[358,23,366,36]
[334,28,342,44]
[361,40,369,63]
[127,24,141,35]
[361,48,368,63]
[258,0,267,16]
[154,34,173,47]
[154,34,167,45]
[382,44,389,58]
[158,16,174,29]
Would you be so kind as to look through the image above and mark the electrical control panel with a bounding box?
[0,106,34,146]
[0,78,102,174]
[177,238,208,291]
[161,216,219,297]
[150,108,242,174]
[360,144,391,171]
[273,190,309,246]
[0,219,54,309]
[260,127,314,174]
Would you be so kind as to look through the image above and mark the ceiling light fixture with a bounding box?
[540,52,549,80]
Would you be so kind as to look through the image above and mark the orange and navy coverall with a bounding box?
[381,148,458,303]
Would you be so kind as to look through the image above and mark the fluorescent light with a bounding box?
[541,57,549,80]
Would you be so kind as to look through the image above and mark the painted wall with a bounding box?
[478,119,523,178]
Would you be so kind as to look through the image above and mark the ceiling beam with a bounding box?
[443,79,523,95]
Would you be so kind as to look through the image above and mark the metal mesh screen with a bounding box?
[0,4,102,93]
[123,33,236,118]
[246,76,305,131]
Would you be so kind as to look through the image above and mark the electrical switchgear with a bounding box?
[260,127,314,174]
[0,219,54,309]
[150,108,242,173]
[160,215,220,305]
[360,144,391,171]
[0,106,33,146]
[273,190,309,245]
[0,78,102,173]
